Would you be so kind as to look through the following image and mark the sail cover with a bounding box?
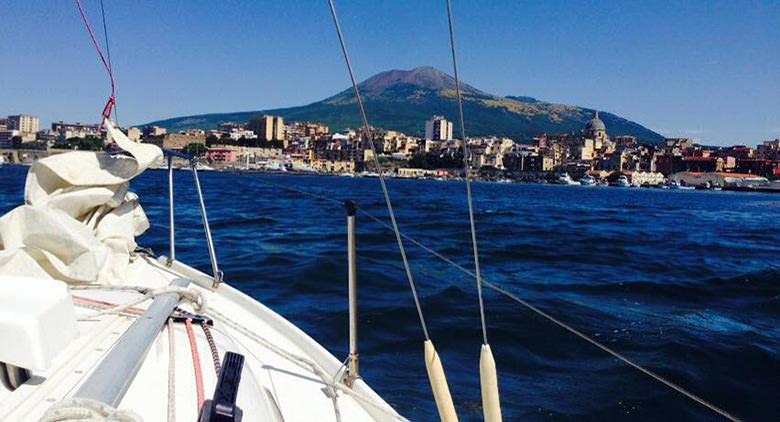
[0,119,162,284]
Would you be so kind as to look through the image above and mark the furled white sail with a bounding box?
[0,119,162,284]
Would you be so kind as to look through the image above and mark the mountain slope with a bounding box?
[144,66,664,142]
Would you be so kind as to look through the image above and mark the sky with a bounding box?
[1,0,778,146]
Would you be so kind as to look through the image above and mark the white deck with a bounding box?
[0,255,403,421]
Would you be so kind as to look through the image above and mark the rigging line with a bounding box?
[234,176,738,419]
[98,0,118,124]
[326,0,429,340]
[358,210,741,421]
[445,0,488,345]
[74,0,116,120]
[483,282,740,422]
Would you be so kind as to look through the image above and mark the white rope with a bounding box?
[167,318,176,422]
[40,397,142,422]
[76,286,205,320]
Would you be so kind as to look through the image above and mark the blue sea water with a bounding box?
[1,165,779,421]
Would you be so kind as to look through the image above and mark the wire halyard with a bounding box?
[444,0,489,346]
[98,0,118,124]
[326,2,458,419]
[326,0,429,341]
[74,0,116,122]
[444,1,502,420]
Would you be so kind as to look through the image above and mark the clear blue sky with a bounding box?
[2,0,778,146]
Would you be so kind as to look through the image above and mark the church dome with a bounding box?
[585,111,606,132]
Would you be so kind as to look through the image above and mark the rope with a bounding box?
[326,0,430,340]
[76,286,205,320]
[484,282,739,420]
[445,0,489,345]
[245,178,740,420]
[200,320,221,376]
[167,318,176,422]
[40,397,141,422]
[98,0,118,124]
[74,0,115,121]
[72,295,144,316]
[185,318,206,413]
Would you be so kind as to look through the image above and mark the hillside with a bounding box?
[143,66,664,142]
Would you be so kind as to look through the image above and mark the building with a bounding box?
[630,171,665,186]
[8,114,39,135]
[204,148,238,163]
[670,172,769,188]
[0,129,19,149]
[160,133,206,150]
[127,127,142,141]
[285,122,329,140]
[758,139,780,160]
[583,111,608,144]
[142,126,167,137]
[424,116,453,141]
[51,121,102,141]
[248,115,284,141]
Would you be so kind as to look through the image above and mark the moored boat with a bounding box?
[580,175,596,186]
[613,175,631,187]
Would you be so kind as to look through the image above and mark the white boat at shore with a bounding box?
[669,180,696,190]
[580,175,596,186]
[0,120,400,421]
[181,161,215,172]
[555,172,578,185]
[613,175,631,188]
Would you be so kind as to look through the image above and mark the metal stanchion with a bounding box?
[345,200,359,386]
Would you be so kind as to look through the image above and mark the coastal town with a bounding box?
[2,112,779,191]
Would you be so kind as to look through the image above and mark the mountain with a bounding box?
[144,66,664,142]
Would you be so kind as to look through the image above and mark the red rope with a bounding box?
[74,0,115,121]
[71,295,145,315]
[185,318,206,412]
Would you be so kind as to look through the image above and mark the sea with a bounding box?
[1,164,779,421]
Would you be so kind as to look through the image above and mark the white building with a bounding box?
[228,129,258,140]
[630,171,665,186]
[670,171,769,188]
[7,114,39,135]
[424,116,453,141]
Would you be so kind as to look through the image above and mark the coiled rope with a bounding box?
[40,398,141,422]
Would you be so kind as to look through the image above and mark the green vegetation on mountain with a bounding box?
[143,66,664,142]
